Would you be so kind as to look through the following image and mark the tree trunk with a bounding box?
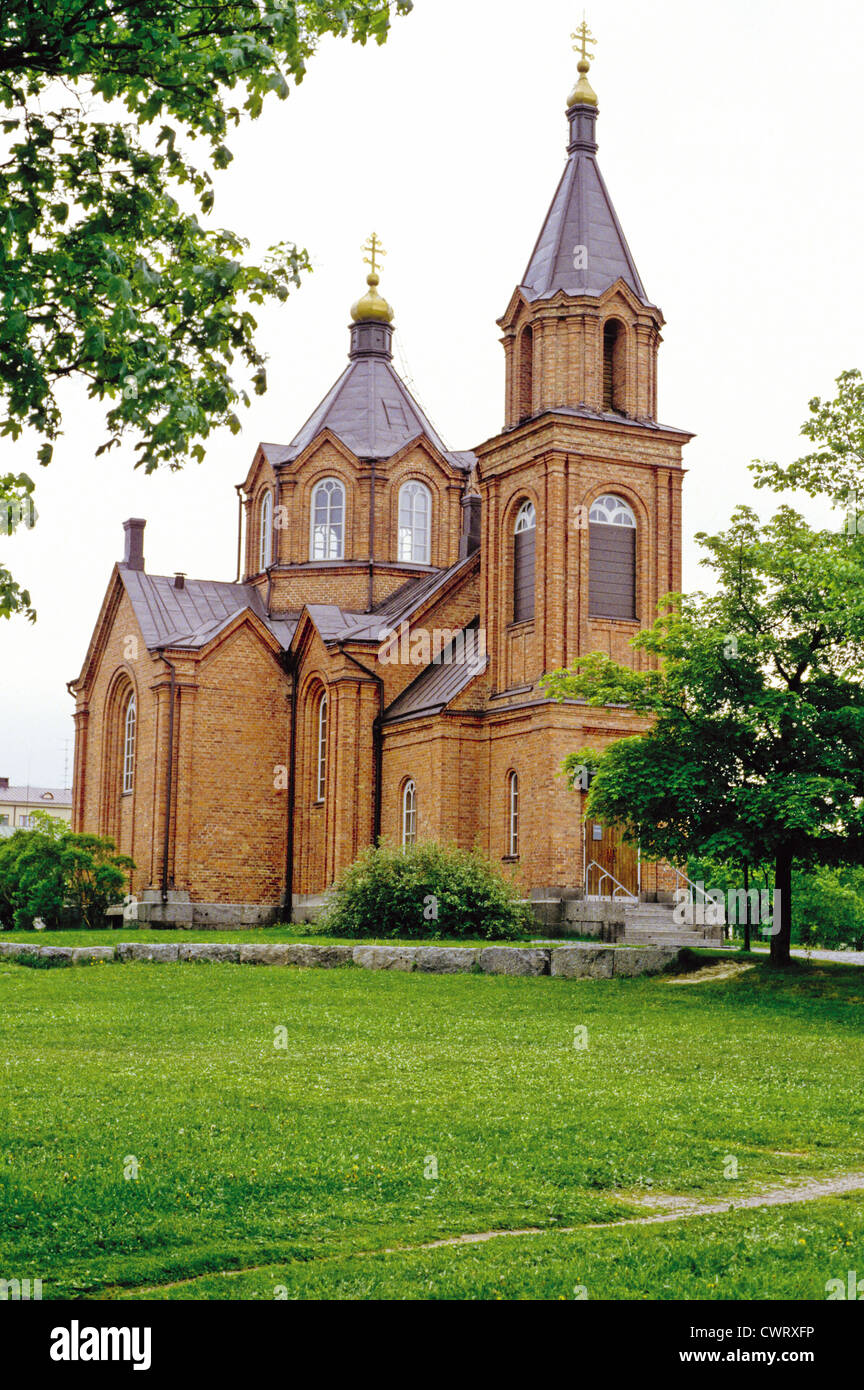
[770,846,793,966]
[743,861,751,953]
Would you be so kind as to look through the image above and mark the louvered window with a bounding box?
[513,500,536,623]
[589,494,636,619]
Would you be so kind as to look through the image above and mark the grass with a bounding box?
[2,956,863,1300]
[114,1196,864,1301]
[0,926,667,950]
[0,926,544,948]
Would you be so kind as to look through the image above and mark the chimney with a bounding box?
[459,493,481,559]
[0,777,8,790]
[173,573,186,591]
[122,518,146,572]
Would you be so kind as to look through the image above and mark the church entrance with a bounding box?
[584,820,639,900]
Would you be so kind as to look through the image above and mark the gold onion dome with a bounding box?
[351,233,394,323]
[568,18,598,107]
[351,271,394,324]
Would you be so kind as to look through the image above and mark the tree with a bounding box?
[541,505,864,966]
[752,368,864,515]
[0,1,413,615]
[0,811,133,929]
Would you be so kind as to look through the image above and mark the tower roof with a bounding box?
[282,349,471,467]
[278,242,473,470]
[520,37,650,306]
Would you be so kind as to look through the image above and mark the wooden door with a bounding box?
[585,820,639,898]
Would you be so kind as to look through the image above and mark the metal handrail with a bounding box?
[673,868,713,906]
[585,860,638,903]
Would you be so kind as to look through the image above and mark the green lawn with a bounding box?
[0,926,543,948]
[2,956,863,1300]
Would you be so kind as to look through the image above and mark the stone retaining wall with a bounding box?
[0,940,683,979]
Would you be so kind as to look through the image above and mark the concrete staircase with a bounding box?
[623,902,727,949]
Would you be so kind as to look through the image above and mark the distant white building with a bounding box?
[0,778,72,835]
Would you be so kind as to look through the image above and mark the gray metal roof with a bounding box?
[302,604,357,644]
[119,569,297,653]
[505,402,692,437]
[521,120,649,305]
[279,354,473,470]
[384,622,487,723]
[335,553,479,644]
[0,785,71,806]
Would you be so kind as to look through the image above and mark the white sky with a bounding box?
[2,0,862,788]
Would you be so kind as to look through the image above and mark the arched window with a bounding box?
[603,320,626,414]
[315,693,328,803]
[518,326,534,421]
[508,772,519,857]
[398,482,431,564]
[311,479,345,561]
[258,491,274,571]
[122,693,136,795]
[589,494,637,620]
[513,500,536,623]
[402,779,417,847]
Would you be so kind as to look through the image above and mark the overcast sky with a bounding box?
[1,0,862,788]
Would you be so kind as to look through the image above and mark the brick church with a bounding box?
[69,42,691,926]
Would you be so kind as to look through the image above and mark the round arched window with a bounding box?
[402,779,417,847]
[311,479,346,560]
[398,482,431,564]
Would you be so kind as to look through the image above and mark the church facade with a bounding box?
[69,50,692,926]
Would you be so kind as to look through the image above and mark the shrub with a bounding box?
[320,842,534,941]
[0,814,133,930]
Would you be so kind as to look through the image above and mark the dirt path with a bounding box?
[99,1170,864,1299]
[419,1171,864,1249]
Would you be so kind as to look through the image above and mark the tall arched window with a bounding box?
[311,479,345,560]
[513,500,536,623]
[508,772,519,857]
[589,494,637,620]
[398,482,431,564]
[122,693,136,795]
[603,319,626,414]
[402,779,417,847]
[258,491,274,571]
[518,326,534,421]
[315,693,328,802]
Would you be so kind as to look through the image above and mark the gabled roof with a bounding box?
[119,569,297,653]
[383,621,487,723]
[520,109,650,306]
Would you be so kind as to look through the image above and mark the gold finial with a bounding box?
[351,231,394,324]
[568,15,598,107]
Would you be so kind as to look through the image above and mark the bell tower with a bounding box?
[475,25,692,697]
[500,22,664,427]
